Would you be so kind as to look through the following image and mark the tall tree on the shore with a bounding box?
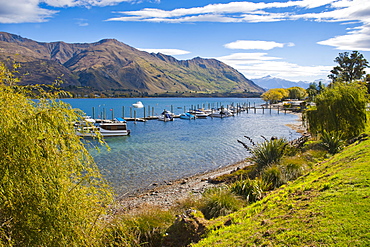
[328,51,369,83]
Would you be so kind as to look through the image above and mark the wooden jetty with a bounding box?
[90,102,296,123]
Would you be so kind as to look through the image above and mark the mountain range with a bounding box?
[252,75,329,90]
[0,32,264,97]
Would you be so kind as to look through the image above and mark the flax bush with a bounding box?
[320,130,345,154]
[250,138,289,172]
[230,178,266,203]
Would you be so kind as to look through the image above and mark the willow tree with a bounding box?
[304,82,367,140]
[261,88,289,104]
[287,86,307,100]
[0,63,113,246]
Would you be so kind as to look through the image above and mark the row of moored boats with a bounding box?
[76,104,242,137]
[159,107,236,122]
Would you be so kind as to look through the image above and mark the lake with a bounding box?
[63,97,302,197]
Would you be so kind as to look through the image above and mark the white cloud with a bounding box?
[75,18,89,26]
[216,53,332,81]
[107,0,370,51]
[0,0,140,23]
[138,48,190,56]
[43,0,138,7]
[224,40,292,50]
[107,0,337,23]
[0,0,57,23]
[318,23,370,51]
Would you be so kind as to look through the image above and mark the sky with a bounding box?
[0,0,370,82]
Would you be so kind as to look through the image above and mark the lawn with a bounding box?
[193,133,370,246]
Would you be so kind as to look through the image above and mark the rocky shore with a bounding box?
[117,113,305,212]
[117,160,252,212]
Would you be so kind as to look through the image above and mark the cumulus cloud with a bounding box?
[216,53,332,81]
[138,48,191,56]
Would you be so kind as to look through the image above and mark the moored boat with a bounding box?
[209,108,234,118]
[187,109,209,118]
[179,112,196,120]
[158,110,174,122]
[132,101,144,108]
[76,118,130,137]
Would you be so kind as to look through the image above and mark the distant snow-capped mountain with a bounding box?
[251,75,329,90]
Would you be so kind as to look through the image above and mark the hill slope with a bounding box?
[0,32,263,95]
[194,134,370,246]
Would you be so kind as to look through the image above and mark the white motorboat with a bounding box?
[209,108,234,118]
[158,110,174,122]
[187,109,209,118]
[76,118,130,137]
[132,101,144,108]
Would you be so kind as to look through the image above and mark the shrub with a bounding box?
[284,162,305,181]
[103,206,175,247]
[198,187,244,220]
[209,165,255,184]
[230,178,266,203]
[262,165,286,190]
[281,156,307,181]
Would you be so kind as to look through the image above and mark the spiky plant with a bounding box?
[230,178,266,203]
[249,138,289,172]
[320,130,345,154]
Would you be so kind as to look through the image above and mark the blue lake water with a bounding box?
[63,98,302,197]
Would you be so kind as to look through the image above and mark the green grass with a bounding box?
[192,133,370,246]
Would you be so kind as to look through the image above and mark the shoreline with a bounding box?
[116,112,306,212]
[116,160,252,212]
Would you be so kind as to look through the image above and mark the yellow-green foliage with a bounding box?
[287,86,307,100]
[261,88,289,103]
[193,131,370,246]
[198,187,245,220]
[0,63,113,246]
[230,178,266,203]
[103,206,175,247]
[304,82,367,140]
[209,165,255,184]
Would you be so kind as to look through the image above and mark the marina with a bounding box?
[63,97,303,196]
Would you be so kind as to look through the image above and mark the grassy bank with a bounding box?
[193,132,370,246]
